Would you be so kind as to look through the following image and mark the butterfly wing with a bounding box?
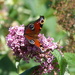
[25,35,40,47]
[24,16,44,47]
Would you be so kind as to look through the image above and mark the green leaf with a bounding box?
[13,0,18,4]
[20,65,39,75]
[64,53,75,75]
[0,55,18,75]
[64,53,75,66]
[0,54,6,60]
[23,0,47,16]
[52,50,67,75]
[44,8,55,18]
[44,16,57,36]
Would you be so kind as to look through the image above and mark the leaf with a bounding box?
[23,0,47,16]
[13,0,18,4]
[43,16,57,37]
[20,65,39,75]
[0,55,18,75]
[64,53,75,66]
[64,53,75,75]
[52,50,67,75]
[44,8,55,18]
[0,54,6,60]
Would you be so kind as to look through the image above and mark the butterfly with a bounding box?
[24,16,44,48]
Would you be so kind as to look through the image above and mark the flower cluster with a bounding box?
[51,0,75,33]
[51,0,75,52]
[6,25,60,75]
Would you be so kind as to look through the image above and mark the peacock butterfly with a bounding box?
[24,16,44,48]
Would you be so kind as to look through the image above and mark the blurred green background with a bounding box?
[0,0,74,75]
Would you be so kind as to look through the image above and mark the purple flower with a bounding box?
[38,34,57,51]
[6,25,60,75]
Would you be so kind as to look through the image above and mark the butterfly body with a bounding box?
[24,16,44,47]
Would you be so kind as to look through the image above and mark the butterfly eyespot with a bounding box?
[29,24,34,30]
[28,40,35,44]
[40,18,44,24]
[41,20,44,23]
[24,16,45,48]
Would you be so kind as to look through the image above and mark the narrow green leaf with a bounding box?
[20,65,39,75]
